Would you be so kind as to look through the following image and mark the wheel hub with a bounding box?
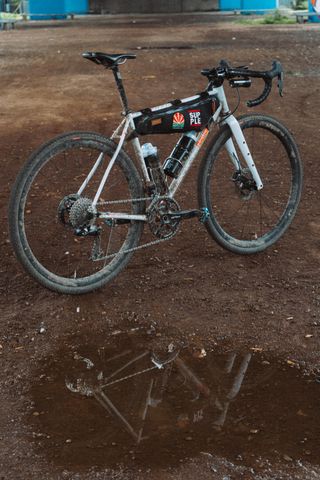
[232,169,257,200]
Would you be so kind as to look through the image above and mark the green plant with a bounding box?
[295,0,308,10]
[262,9,294,24]
[236,10,295,25]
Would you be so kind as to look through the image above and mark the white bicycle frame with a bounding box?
[77,85,263,223]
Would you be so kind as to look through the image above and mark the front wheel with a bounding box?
[9,132,144,294]
[198,114,303,254]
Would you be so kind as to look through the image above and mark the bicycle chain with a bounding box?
[100,365,158,388]
[99,350,178,388]
[91,195,172,262]
[96,196,153,206]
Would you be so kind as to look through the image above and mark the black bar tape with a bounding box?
[247,80,272,108]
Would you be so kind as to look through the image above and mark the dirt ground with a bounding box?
[1,13,320,480]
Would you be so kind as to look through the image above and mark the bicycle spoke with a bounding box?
[202,114,301,251]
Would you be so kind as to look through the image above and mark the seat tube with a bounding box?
[112,66,130,114]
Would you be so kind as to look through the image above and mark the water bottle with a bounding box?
[141,143,167,195]
[163,131,197,178]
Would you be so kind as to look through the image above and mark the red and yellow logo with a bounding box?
[172,112,185,129]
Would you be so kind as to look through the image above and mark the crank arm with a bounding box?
[166,209,203,221]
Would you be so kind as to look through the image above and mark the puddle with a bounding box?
[28,331,320,471]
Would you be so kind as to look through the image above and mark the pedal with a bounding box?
[199,207,210,223]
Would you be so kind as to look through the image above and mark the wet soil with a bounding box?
[29,330,320,473]
[1,13,320,480]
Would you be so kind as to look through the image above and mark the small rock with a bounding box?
[65,439,72,443]
[38,323,46,334]
[111,330,122,336]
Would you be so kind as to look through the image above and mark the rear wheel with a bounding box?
[9,132,144,294]
[198,114,302,254]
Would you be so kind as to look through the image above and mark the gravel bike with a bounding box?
[9,52,302,294]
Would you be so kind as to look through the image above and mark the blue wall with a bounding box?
[242,0,276,9]
[29,0,64,17]
[220,0,241,8]
[220,0,277,10]
[64,0,88,13]
[28,0,88,18]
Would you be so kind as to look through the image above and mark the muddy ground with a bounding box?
[1,13,320,480]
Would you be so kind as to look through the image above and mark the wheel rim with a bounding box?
[19,139,141,284]
[207,122,297,247]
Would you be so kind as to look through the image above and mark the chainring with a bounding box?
[147,197,180,239]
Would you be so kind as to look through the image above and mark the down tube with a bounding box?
[168,132,207,197]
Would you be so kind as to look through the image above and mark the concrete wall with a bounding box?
[89,0,219,14]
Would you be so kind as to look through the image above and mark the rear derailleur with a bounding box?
[58,195,100,237]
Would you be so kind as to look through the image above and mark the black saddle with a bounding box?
[82,51,136,68]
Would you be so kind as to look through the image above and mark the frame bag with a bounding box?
[134,92,219,135]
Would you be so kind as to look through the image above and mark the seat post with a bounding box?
[112,66,130,115]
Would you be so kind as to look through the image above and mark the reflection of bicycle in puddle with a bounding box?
[65,338,271,446]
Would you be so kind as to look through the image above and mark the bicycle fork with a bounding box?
[223,115,263,190]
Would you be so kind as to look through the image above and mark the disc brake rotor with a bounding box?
[233,168,256,201]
